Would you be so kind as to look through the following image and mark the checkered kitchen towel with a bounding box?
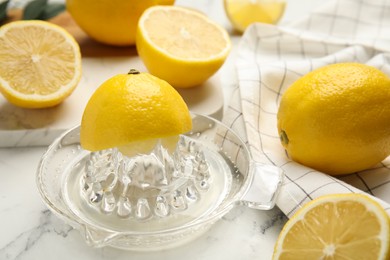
[223,0,390,217]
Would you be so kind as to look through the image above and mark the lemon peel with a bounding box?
[277,63,390,175]
[80,69,192,152]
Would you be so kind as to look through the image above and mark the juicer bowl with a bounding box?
[36,113,283,250]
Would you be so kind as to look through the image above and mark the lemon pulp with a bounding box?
[136,5,231,88]
[273,194,390,260]
[0,20,81,108]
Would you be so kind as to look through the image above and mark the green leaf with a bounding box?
[23,0,48,20]
[39,3,65,20]
[0,0,10,23]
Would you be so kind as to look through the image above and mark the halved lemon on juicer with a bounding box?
[80,69,192,154]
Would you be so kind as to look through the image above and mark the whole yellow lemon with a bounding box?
[66,0,174,46]
[277,63,390,175]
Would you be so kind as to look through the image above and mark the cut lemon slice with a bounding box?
[224,0,286,33]
[0,20,82,108]
[273,194,390,260]
[136,5,231,88]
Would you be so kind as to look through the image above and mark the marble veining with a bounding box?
[0,209,70,259]
[0,142,286,259]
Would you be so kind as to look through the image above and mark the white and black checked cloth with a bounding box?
[223,0,390,217]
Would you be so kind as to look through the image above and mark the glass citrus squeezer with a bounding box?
[36,113,283,250]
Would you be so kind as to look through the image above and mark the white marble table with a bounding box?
[0,0,321,259]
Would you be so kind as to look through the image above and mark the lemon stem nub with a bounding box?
[280,130,289,145]
[128,69,140,75]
